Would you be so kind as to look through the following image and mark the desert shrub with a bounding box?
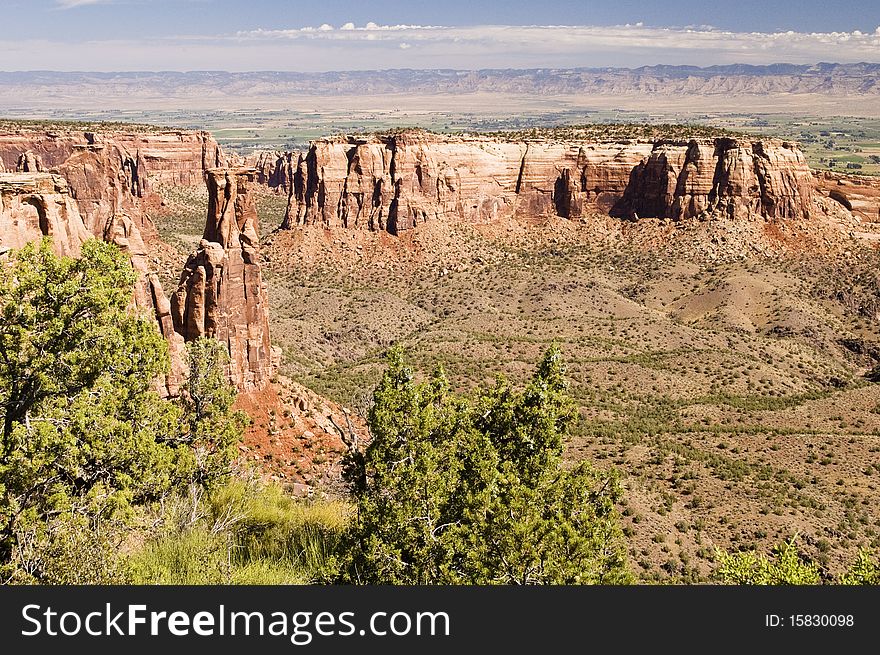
[715,539,880,585]
[714,538,821,585]
[838,549,880,585]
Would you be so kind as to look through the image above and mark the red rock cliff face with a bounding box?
[171,168,274,392]
[0,172,90,257]
[53,141,153,236]
[0,129,225,234]
[618,138,814,221]
[812,170,880,222]
[103,212,188,396]
[243,150,298,194]
[0,173,186,396]
[278,132,813,232]
[0,130,224,186]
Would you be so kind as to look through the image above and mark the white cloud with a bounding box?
[224,23,880,64]
[55,0,111,8]
[2,23,879,71]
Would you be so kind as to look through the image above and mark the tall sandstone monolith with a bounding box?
[171,168,274,391]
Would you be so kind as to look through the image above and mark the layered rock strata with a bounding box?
[813,171,880,222]
[244,150,298,194]
[172,168,274,392]
[278,132,814,232]
[0,130,224,187]
[0,172,90,257]
[0,129,225,236]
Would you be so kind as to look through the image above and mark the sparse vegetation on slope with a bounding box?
[476,123,750,142]
[260,210,880,582]
[0,118,171,134]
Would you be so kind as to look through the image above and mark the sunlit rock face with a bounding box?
[172,168,274,392]
[274,131,813,233]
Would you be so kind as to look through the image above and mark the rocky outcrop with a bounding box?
[0,172,90,257]
[244,150,298,194]
[54,141,155,236]
[103,213,187,396]
[0,129,224,187]
[172,168,274,392]
[16,150,44,173]
[0,129,225,244]
[813,171,880,222]
[0,127,236,397]
[0,172,187,395]
[278,132,814,232]
[617,138,814,221]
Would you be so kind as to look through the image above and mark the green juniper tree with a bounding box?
[0,238,245,583]
[714,538,821,585]
[715,537,880,585]
[336,345,631,585]
[175,338,249,488]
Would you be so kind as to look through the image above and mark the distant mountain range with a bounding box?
[1,63,878,98]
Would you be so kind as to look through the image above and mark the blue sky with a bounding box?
[1,0,879,70]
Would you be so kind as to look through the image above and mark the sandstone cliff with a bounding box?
[103,212,188,396]
[0,172,186,395]
[172,168,274,392]
[0,129,224,187]
[0,172,90,257]
[0,129,224,236]
[278,132,814,232]
[813,170,880,223]
[53,141,154,236]
[243,150,298,194]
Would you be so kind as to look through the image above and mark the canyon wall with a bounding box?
[0,129,224,187]
[812,170,880,222]
[0,172,90,258]
[0,129,224,236]
[276,132,814,232]
[0,128,225,395]
[243,150,297,194]
[103,212,188,396]
[0,172,186,395]
[172,168,274,392]
[0,127,281,396]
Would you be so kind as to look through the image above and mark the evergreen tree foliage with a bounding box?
[176,338,249,488]
[0,238,245,582]
[337,345,631,584]
[714,538,821,585]
[838,549,880,585]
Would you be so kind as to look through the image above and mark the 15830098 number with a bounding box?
[790,615,854,627]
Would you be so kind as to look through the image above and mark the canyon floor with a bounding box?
[153,183,880,583]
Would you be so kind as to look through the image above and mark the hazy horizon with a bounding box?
[2,62,879,77]
[1,1,878,71]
